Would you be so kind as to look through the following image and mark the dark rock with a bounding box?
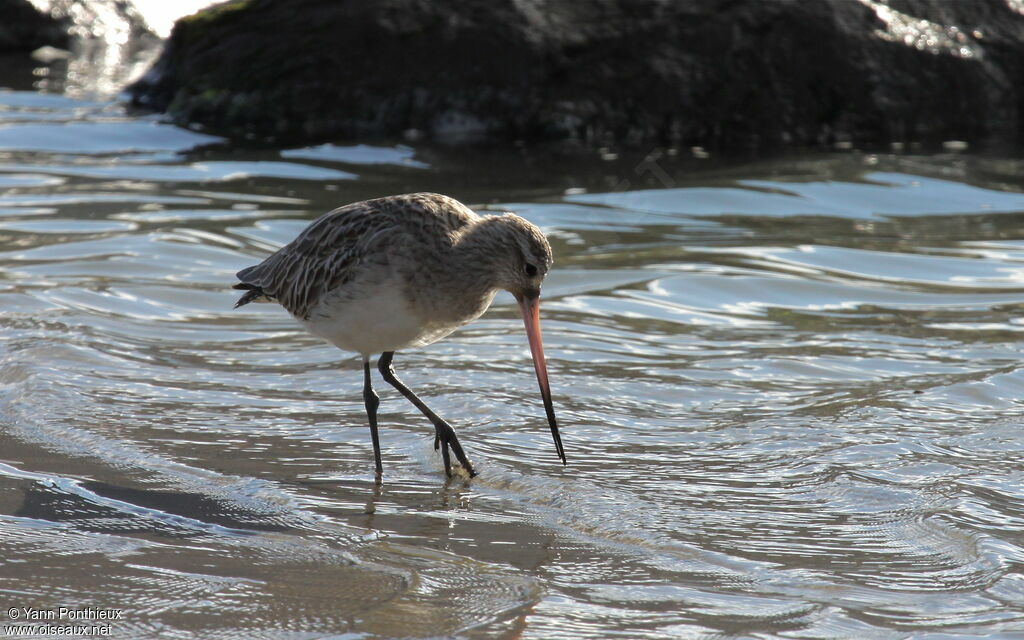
[0,0,154,53]
[127,0,1024,150]
[0,1,157,96]
[0,0,69,51]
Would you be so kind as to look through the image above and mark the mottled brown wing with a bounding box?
[235,201,398,319]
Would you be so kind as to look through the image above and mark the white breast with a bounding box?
[299,276,485,357]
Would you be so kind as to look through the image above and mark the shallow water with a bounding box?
[3,89,1024,639]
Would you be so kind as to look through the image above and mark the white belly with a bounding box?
[299,279,473,357]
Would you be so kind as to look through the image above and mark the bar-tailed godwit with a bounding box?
[233,192,564,478]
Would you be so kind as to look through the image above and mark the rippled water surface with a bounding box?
[4,89,1024,639]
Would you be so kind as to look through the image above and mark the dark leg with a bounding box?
[377,352,476,478]
[362,357,383,477]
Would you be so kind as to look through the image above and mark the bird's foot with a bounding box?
[433,421,476,478]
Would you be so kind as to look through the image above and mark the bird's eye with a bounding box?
[525,263,538,277]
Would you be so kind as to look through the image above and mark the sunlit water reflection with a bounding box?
[2,89,1024,638]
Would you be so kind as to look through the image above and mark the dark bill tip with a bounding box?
[516,293,566,465]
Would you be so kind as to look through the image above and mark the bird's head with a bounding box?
[487,213,554,299]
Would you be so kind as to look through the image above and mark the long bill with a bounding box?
[516,291,566,465]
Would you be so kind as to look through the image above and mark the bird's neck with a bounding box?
[453,215,514,285]
[432,217,512,317]
[397,220,508,326]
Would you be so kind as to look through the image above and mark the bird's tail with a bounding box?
[232,282,271,308]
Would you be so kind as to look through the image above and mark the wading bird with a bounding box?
[233,193,564,478]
